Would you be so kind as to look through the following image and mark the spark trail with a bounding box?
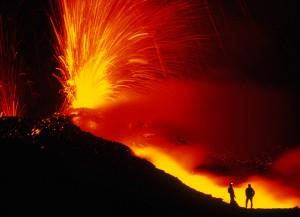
[52,0,198,111]
[0,17,22,117]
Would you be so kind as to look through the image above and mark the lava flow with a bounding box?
[52,0,300,208]
[0,17,22,117]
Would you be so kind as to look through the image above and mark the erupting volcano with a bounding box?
[50,0,300,209]
[0,0,299,215]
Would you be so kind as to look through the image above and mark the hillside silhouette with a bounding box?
[0,115,299,217]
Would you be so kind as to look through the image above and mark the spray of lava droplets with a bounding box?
[52,0,200,111]
[0,17,22,117]
[52,0,300,208]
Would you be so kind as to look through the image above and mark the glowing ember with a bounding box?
[0,17,22,117]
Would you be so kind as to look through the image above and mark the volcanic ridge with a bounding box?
[0,115,299,217]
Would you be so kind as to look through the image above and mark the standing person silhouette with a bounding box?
[245,184,255,208]
[228,182,237,206]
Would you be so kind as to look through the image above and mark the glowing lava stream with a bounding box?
[130,144,300,208]
[72,112,300,208]
[73,113,300,208]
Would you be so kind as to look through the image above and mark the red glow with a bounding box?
[71,82,300,208]
[52,0,300,208]
[0,17,22,117]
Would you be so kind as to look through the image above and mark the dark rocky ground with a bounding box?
[0,115,299,217]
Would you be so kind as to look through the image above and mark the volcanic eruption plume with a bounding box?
[51,0,300,208]
[0,17,22,117]
[51,0,204,111]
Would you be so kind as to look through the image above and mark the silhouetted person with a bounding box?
[245,184,255,208]
[228,182,237,206]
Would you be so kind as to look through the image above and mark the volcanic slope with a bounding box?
[0,116,299,217]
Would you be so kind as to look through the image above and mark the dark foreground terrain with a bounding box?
[0,115,299,217]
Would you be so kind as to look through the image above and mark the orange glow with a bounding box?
[130,144,300,208]
[0,18,22,117]
[72,110,300,209]
[52,0,300,209]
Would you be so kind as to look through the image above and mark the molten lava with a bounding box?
[0,17,22,117]
[52,0,300,208]
[131,145,300,208]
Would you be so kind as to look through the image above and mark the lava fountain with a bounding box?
[51,0,202,111]
[52,0,300,208]
[0,17,22,117]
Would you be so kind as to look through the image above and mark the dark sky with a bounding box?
[0,0,299,147]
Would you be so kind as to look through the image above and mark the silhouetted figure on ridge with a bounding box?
[245,184,255,208]
[228,182,238,207]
